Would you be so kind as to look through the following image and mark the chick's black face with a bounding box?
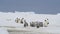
[47,22,49,24]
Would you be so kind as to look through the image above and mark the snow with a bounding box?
[0,27,9,34]
[0,11,60,34]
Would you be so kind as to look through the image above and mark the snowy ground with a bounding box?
[0,11,60,34]
[8,27,60,34]
[0,27,60,34]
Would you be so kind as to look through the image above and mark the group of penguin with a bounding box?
[15,17,28,27]
[15,17,49,28]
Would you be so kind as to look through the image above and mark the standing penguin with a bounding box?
[20,18,24,24]
[43,18,49,27]
[15,17,20,23]
[24,20,28,27]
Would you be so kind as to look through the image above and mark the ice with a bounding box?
[0,11,60,34]
[0,27,9,34]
